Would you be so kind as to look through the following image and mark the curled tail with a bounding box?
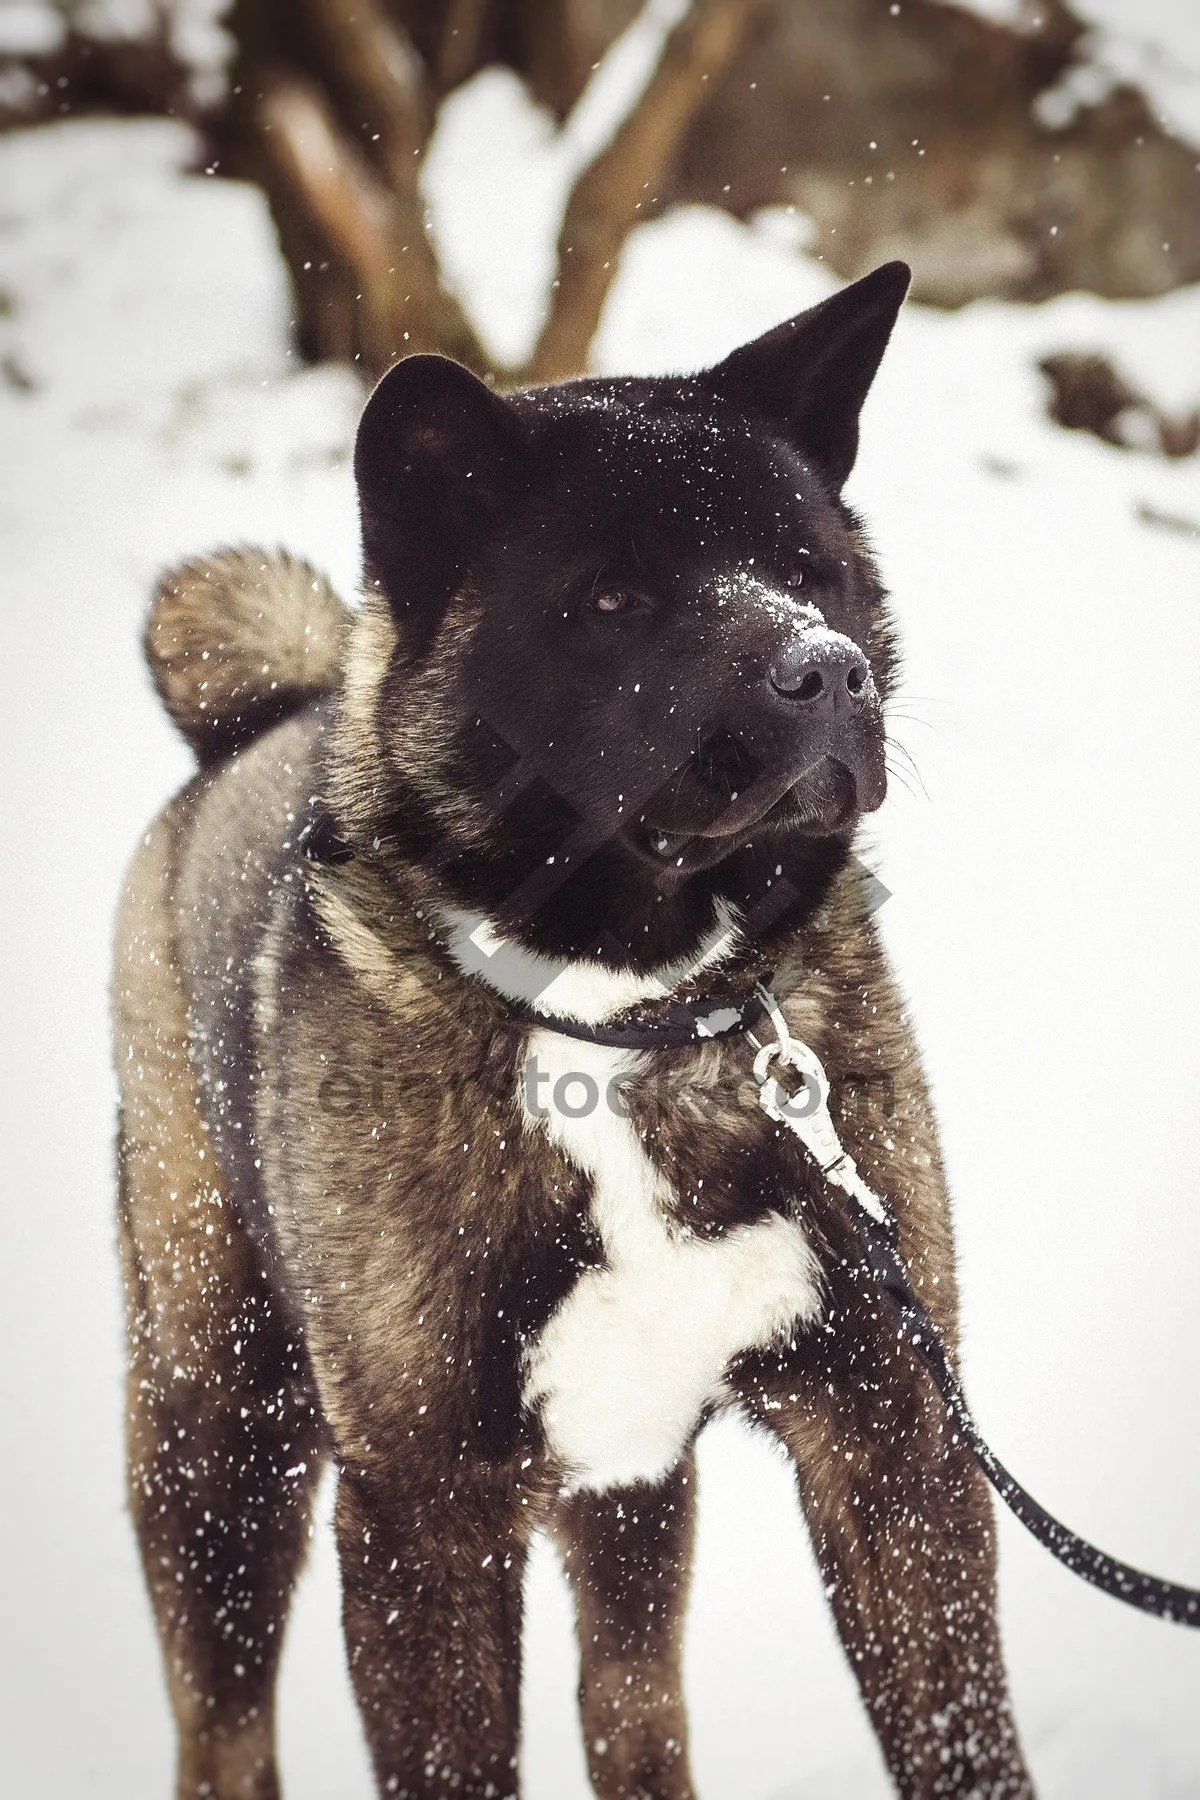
[145,547,349,764]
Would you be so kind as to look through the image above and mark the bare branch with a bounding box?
[526,0,766,384]
[304,0,431,191]
[435,0,491,93]
[257,74,494,378]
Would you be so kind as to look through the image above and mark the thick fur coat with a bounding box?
[114,265,1032,1799]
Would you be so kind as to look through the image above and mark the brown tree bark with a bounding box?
[256,73,489,375]
[220,0,494,373]
[8,0,1200,377]
[217,0,760,385]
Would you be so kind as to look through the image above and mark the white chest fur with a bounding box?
[520,1029,823,1494]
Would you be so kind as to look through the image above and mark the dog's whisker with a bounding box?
[885,710,946,739]
[886,742,930,802]
[884,762,920,802]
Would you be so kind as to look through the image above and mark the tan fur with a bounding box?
[324,587,488,853]
[322,589,398,840]
[145,547,348,763]
[114,790,324,1800]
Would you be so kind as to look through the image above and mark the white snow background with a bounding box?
[2,13,1200,1796]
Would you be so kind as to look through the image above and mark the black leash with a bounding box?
[853,1194,1200,1626]
[738,985,1200,1629]
[301,810,1200,1627]
[531,980,1200,1627]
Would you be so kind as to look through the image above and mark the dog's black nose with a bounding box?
[769,634,872,707]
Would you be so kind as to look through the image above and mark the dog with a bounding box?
[113,262,1032,1799]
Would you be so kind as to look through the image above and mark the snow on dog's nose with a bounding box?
[769,625,875,712]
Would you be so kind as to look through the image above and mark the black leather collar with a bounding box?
[515,992,762,1051]
[300,800,764,1051]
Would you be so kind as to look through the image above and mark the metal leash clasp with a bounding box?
[750,984,893,1229]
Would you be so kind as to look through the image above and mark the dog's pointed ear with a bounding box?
[705,262,910,491]
[355,355,524,648]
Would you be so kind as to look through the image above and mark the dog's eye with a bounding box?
[592,589,636,616]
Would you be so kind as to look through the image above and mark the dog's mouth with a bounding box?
[630,752,882,873]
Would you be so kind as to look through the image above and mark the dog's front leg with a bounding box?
[334,1457,535,1800]
[739,1356,1033,1799]
[550,1458,697,1800]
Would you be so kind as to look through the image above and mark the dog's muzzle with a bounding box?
[682,623,886,842]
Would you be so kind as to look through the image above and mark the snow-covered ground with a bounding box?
[2,67,1200,1800]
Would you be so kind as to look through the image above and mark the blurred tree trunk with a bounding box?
[525,0,762,382]
[220,0,493,374]
[5,0,1200,379]
[213,0,761,383]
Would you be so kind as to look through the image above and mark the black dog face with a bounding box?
[352,263,909,967]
